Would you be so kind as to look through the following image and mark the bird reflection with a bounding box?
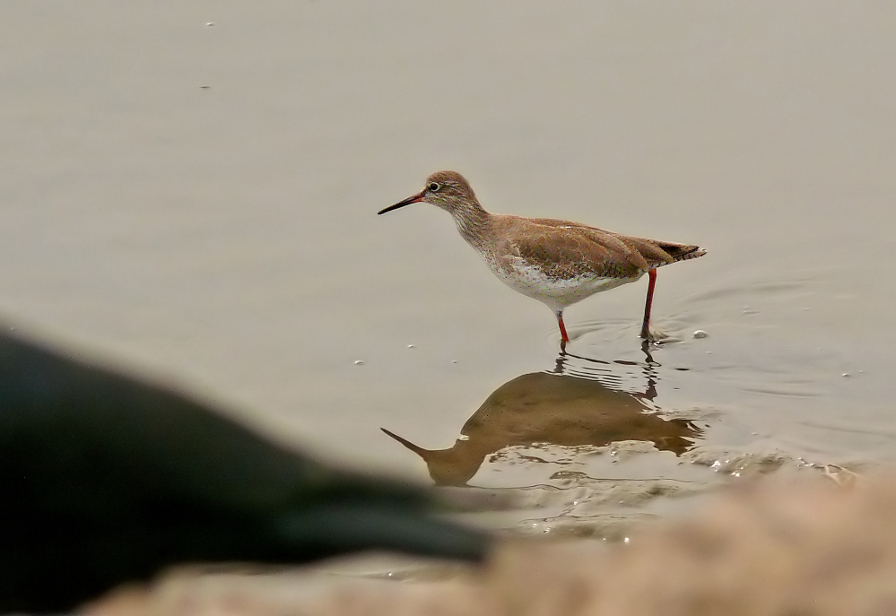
[382,357,699,486]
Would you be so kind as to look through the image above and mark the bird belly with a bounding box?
[486,257,640,312]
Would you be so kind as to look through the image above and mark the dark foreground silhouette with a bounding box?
[0,329,490,612]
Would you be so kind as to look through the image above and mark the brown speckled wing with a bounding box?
[526,217,704,267]
[493,215,704,278]
[494,219,647,280]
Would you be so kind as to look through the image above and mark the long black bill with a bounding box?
[378,190,425,215]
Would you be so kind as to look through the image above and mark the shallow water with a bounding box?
[2,1,895,535]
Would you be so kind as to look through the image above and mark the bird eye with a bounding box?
[428,182,441,192]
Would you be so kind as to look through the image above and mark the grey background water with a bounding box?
[2,2,894,510]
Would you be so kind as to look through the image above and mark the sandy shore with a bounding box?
[84,467,896,616]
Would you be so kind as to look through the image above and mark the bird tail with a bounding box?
[659,243,706,263]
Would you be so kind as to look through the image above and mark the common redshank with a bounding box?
[378,171,705,350]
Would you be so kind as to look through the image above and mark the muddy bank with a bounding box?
[88,469,896,616]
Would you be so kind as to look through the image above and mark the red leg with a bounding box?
[557,311,569,351]
[640,269,657,340]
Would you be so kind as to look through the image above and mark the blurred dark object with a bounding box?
[0,329,490,612]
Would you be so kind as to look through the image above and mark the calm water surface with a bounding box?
[2,1,895,533]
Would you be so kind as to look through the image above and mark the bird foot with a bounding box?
[641,325,670,345]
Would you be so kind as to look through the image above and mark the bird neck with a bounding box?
[450,200,491,248]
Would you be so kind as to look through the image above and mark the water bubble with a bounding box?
[693,330,708,339]
[353,360,364,365]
